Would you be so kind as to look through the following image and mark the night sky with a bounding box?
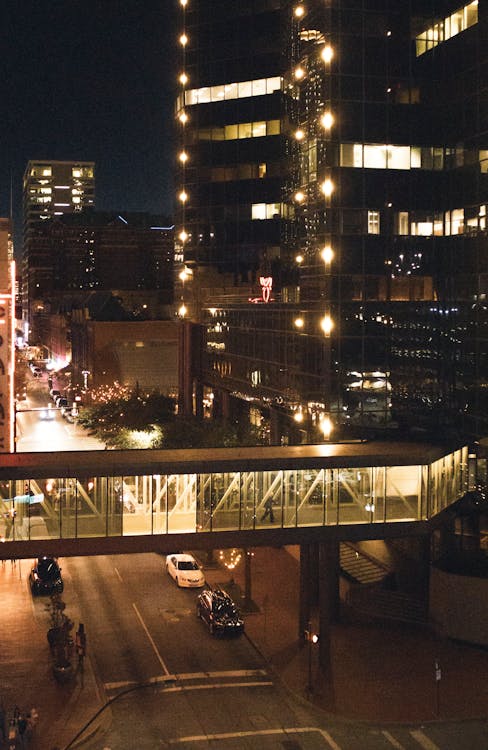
[2,0,176,254]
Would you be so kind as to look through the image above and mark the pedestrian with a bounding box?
[3,509,15,539]
[261,497,275,522]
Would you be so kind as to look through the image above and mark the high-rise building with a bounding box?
[178,1,488,445]
[22,160,95,337]
[174,0,289,317]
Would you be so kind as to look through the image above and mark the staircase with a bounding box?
[340,542,390,585]
[340,542,429,625]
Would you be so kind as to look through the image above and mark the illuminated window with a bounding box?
[238,81,253,98]
[368,211,380,235]
[252,79,266,96]
[387,146,410,170]
[396,212,409,235]
[267,120,280,135]
[252,204,266,220]
[259,164,267,178]
[266,203,281,219]
[224,124,238,140]
[211,84,225,100]
[199,120,280,141]
[416,1,477,56]
[185,76,281,106]
[239,122,253,138]
[364,145,387,169]
[252,203,282,220]
[252,122,266,138]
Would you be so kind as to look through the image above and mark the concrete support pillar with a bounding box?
[318,540,340,670]
[299,543,312,640]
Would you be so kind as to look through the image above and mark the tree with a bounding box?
[77,386,266,449]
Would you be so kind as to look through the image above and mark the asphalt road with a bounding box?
[2,553,488,749]
[55,555,488,750]
[15,377,105,452]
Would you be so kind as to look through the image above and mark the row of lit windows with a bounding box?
[195,120,280,141]
[415,1,478,56]
[341,207,486,236]
[341,143,456,171]
[29,166,94,179]
[204,162,285,182]
[248,205,487,236]
[178,76,282,109]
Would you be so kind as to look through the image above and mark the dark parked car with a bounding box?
[196,588,244,636]
[29,557,63,596]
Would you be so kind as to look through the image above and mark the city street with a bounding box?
[1,552,488,750]
[15,375,104,452]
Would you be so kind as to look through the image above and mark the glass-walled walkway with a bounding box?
[0,442,472,543]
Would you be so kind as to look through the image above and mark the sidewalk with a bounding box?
[0,560,106,750]
[202,545,488,724]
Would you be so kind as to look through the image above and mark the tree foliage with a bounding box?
[77,386,266,449]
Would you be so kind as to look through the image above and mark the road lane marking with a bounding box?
[132,602,170,675]
[113,567,123,582]
[167,726,341,747]
[410,730,440,750]
[382,730,405,748]
[104,669,270,691]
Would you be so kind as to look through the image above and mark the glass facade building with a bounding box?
[176,1,488,446]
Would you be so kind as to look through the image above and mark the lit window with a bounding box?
[364,145,387,169]
[396,212,409,235]
[224,83,238,99]
[258,164,267,178]
[267,120,280,135]
[387,146,410,170]
[266,77,281,93]
[239,122,253,138]
[224,124,238,140]
[252,79,266,96]
[238,81,253,98]
[252,122,266,138]
[266,203,281,219]
[211,84,225,100]
[251,204,266,220]
[368,211,380,234]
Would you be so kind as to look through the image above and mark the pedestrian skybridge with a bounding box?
[0,441,475,558]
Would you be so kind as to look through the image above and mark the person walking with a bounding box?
[261,497,275,522]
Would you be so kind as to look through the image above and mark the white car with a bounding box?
[40,404,55,420]
[165,553,205,588]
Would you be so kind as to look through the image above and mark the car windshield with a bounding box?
[37,559,59,579]
[178,560,199,570]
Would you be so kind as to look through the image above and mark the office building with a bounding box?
[174,0,289,317]
[24,211,174,365]
[22,159,95,337]
[176,1,488,445]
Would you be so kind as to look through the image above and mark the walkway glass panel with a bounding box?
[0,444,471,544]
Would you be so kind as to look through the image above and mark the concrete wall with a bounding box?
[429,566,488,646]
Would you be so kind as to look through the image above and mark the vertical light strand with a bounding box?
[177,0,189,316]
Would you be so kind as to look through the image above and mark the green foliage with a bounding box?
[77,386,266,449]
